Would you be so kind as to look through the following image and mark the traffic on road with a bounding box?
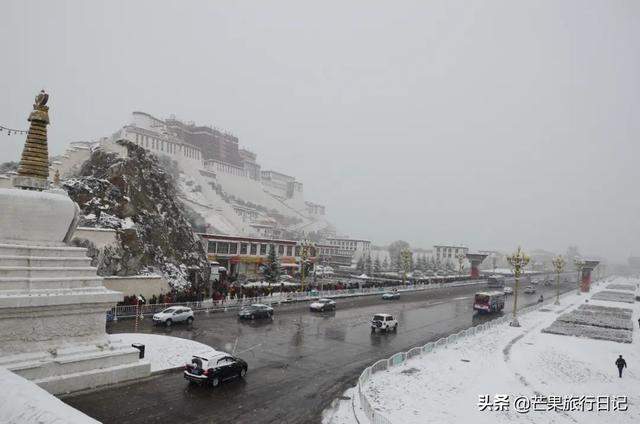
[64,275,578,424]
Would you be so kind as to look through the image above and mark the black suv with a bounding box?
[184,355,248,388]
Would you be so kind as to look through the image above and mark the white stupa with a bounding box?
[0,91,150,394]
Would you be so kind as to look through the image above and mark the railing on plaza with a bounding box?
[352,295,567,424]
[110,279,488,319]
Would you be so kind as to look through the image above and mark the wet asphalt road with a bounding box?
[64,277,577,424]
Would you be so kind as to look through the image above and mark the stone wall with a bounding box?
[73,226,118,249]
[103,275,170,298]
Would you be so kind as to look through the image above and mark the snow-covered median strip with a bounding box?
[334,277,639,424]
[109,333,226,373]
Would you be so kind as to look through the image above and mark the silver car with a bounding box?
[153,306,194,327]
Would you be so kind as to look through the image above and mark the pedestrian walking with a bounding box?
[615,355,627,378]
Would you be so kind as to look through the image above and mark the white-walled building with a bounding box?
[50,111,331,240]
[433,244,469,262]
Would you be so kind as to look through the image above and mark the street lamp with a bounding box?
[299,241,314,292]
[551,255,565,305]
[507,246,530,327]
[456,252,466,275]
[574,258,585,295]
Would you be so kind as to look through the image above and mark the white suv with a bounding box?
[371,314,398,333]
[153,306,194,327]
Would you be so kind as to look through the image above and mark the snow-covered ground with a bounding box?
[326,277,639,424]
[0,333,225,423]
[0,366,99,424]
[109,333,226,373]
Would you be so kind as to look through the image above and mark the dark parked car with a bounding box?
[184,355,248,388]
[309,298,336,312]
[238,304,274,320]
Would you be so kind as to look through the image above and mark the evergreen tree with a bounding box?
[356,255,365,272]
[382,256,389,271]
[373,255,381,273]
[364,253,373,275]
[446,260,455,272]
[262,244,281,284]
[392,253,401,272]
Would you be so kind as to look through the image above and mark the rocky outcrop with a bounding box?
[62,140,208,291]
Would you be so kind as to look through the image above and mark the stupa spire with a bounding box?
[14,90,51,190]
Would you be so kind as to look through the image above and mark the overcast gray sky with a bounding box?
[1,1,639,261]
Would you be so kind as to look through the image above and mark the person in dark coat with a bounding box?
[616,355,627,378]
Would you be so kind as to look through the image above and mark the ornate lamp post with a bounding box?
[574,258,585,295]
[400,248,412,286]
[551,255,565,305]
[456,252,466,275]
[299,241,314,292]
[507,246,530,327]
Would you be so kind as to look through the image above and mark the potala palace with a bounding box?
[50,111,333,240]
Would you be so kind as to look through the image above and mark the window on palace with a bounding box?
[216,242,230,255]
[229,243,238,254]
[295,246,301,256]
[286,246,293,256]
[260,244,267,255]
[278,245,285,255]
[250,244,258,255]
[207,241,216,253]
[240,243,248,255]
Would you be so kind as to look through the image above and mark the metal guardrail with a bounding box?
[353,296,562,424]
[110,279,488,319]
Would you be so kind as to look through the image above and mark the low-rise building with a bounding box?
[433,244,468,263]
[198,233,317,280]
[323,237,372,269]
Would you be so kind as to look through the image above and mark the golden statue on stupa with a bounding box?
[14,90,51,190]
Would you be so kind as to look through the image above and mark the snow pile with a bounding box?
[109,333,227,373]
[347,277,639,424]
[591,290,635,303]
[0,367,99,424]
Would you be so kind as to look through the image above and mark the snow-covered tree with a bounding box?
[373,255,381,273]
[356,255,365,272]
[262,244,281,284]
[382,256,389,271]
[364,253,373,275]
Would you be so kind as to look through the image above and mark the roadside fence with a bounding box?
[110,279,488,320]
